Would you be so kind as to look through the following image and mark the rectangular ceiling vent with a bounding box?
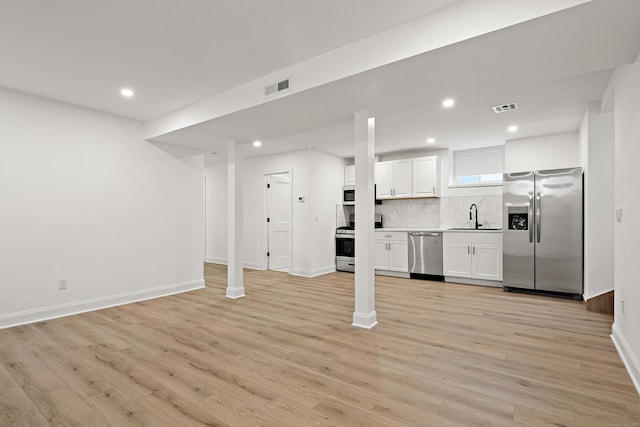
[492,102,519,113]
[265,78,290,96]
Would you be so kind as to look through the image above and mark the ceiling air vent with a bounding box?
[492,102,519,113]
[265,78,290,96]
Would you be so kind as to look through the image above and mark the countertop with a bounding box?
[376,228,502,233]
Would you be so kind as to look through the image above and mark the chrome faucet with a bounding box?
[469,204,482,229]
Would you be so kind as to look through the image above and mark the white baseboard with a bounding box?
[206,259,334,278]
[611,323,640,396]
[243,261,263,270]
[0,279,205,330]
[204,256,226,264]
[204,258,264,270]
[290,265,336,278]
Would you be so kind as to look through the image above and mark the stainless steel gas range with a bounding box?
[335,226,356,272]
[335,214,382,272]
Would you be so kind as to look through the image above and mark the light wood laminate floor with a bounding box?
[1,263,639,426]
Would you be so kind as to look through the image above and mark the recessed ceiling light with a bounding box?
[253,140,262,147]
[120,88,134,98]
[426,137,436,144]
[442,98,455,108]
[508,125,518,133]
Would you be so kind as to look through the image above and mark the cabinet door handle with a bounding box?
[473,246,475,255]
[433,186,435,195]
[468,245,470,255]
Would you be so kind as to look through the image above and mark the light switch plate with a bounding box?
[616,208,623,223]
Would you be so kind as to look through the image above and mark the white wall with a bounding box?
[204,148,346,277]
[610,61,640,394]
[309,150,347,276]
[204,163,227,264]
[505,131,580,172]
[579,103,615,301]
[0,88,205,328]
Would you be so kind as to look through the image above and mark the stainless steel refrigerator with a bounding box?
[503,167,583,296]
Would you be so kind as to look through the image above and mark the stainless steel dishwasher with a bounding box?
[408,232,444,281]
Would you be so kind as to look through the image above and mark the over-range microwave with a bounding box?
[342,185,355,205]
[342,185,381,205]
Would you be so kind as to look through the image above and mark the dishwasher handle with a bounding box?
[409,232,442,237]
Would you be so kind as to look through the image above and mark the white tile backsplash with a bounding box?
[376,195,502,229]
[407,198,441,228]
[376,199,409,228]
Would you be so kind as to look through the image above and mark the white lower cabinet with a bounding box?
[443,232,502,281]
[374,231,408,272]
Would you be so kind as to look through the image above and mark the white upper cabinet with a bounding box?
[412,155,438,197]
[375,156,438,199]
[375,159,412,199]
[393,159,412,198]
[344,165,355,186]
[375,161,393,198]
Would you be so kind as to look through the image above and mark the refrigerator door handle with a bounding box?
[528,194,534,243]
[536,192,542,243]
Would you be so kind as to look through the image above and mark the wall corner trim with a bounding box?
[0,279,205,330]
[611,323,640,396]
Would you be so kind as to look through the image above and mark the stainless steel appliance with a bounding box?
[342,185,381,206]
[503,167,583,296]
[342,185,355,205]
[408,232,444,281]
[335,228,355,272]
[335,214,382,272]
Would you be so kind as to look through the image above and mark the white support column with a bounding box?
[353,110,377,329]
[226,140,245,299]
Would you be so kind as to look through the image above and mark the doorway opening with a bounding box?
[266,172,291,272]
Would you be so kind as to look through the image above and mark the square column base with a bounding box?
[225,287,245,299]
[352,311,378,329]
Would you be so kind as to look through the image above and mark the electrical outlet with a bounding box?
[58,278,68,290]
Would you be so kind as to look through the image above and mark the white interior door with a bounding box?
[267,173,290,271]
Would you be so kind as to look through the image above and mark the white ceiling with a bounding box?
[152,0,640,161]
[2,0,640,162]
[0,0,461,121]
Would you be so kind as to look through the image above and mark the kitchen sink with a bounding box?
[448,227,502,231]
